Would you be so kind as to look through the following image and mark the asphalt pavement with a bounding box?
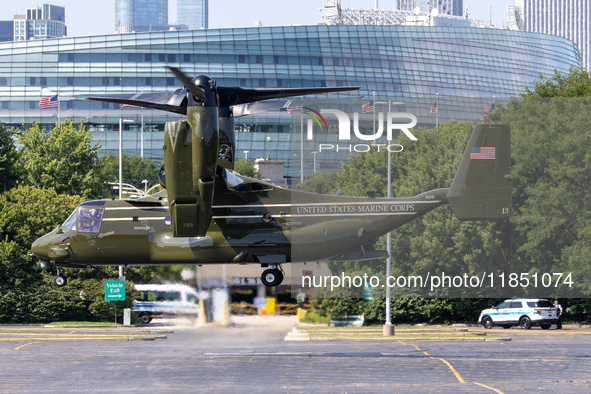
[1,316,590,393]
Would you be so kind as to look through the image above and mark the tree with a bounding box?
[17,119,106,198]
[524,67,591,97]
[0,186,84,251]
[0,123,19,192]
[294,169,340,194]
[98,153,160,197]
[233,158,261,179]
[501,95,591,296]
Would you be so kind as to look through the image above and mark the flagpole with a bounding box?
[373,91,376,135]
[435,92,438,130]
[57,87,61,130]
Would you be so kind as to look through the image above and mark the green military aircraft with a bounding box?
[30,68,512,287]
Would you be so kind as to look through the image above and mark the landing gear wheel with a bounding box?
[520,316,532,330]
[261,269,283,287]
[54,275,67,287]
[481,316,493,329]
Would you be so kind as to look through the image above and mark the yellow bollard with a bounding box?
[266,297,276,315]
[297,308,308,322]
[221,299,228,326]
[199,299,206,326]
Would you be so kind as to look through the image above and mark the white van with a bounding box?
[133,284,200,324]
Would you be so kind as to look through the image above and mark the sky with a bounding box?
[1,0,516,37]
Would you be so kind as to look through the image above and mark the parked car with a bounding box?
[479,298,558,329]
[133,284,200,324]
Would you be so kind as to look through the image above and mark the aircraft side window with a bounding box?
[78,207,104,233]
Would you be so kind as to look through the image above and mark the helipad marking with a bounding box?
[13,342,36,351]
[474,382,505,393]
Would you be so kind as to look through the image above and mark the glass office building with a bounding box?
[115,0,172,33]
[177,0,208,30]
[0,25,580,178]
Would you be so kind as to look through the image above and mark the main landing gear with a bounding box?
[260,265,284,287]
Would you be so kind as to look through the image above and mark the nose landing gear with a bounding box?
[260,264,284,287]
[53,268,67,287]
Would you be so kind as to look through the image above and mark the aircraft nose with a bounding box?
[31,237,47,259]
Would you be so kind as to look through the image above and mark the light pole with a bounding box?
[243,150,249,161]
[266,136,271,160]
[142,179,149,193]
[140,87,144,158]
[312,151,319,173]
[119,118,134,200]
[374,100,404,336]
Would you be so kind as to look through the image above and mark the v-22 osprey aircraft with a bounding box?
[31,67,512,287]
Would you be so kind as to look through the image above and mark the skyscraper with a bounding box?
[397,0,463,16]
[508,0,589,70]
[12,4,66,41]
[0,21,13,42]
[177,0,208,30]
[116,0,185,33]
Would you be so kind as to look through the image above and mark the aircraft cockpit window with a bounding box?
[61,210,77,230]
[78,207,104,233]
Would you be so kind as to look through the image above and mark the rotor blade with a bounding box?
[84,90,188,114]
[218,86,361,107]
[166,66,208,103]
[286,96,365,106]
[232,100,289,117]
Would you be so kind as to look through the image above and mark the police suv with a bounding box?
[479,299,558,329]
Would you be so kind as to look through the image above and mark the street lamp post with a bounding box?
[142,179,149,193]
[312,151,319,173]
[118,118,134,200]
[374,100,404,336]
[266,136,271,160]
[243,150,249,161]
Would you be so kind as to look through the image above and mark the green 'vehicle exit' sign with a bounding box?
[104,280,126,301]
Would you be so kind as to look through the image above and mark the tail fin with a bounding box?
[447,124,512,220]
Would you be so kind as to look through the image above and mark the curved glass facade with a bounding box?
[0,25,580,173]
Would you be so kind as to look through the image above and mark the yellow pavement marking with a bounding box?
[474,382,505,393]
[422,351,432,358]
[437,358,466,384]
[13,342,36,351]
[397,340,406,345]
[68,331,75,334]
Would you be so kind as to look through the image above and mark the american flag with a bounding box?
[484,103,495,114]
[39,94,58,109]
[429,102,437,116]
[470,146,496,160]
[287,106,301,114]
[361,100,374,114]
